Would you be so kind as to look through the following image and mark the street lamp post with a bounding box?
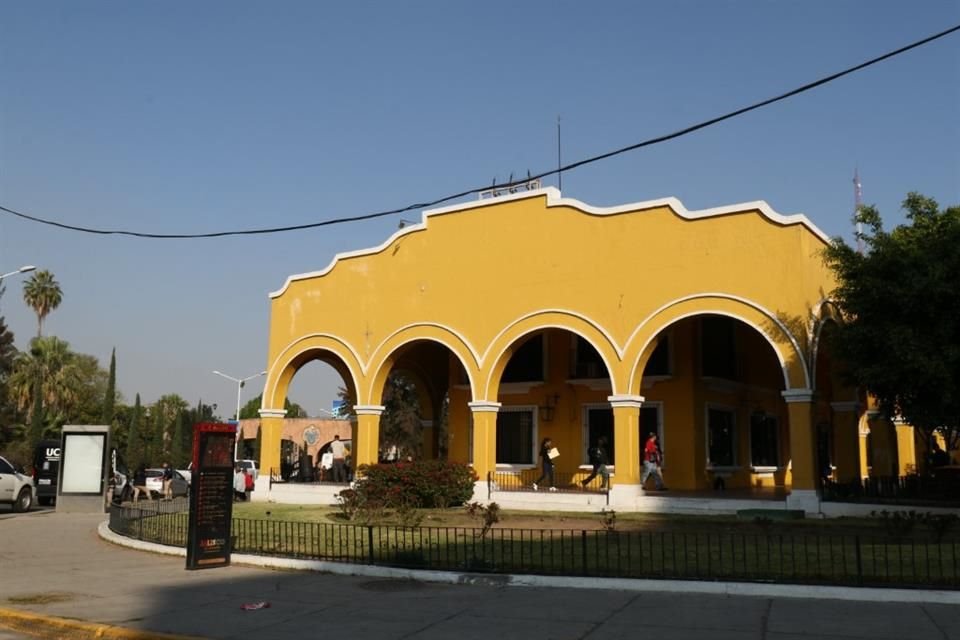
[213,369,267,460]
[0,265,36,282]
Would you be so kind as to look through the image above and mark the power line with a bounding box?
[2,23,958,240]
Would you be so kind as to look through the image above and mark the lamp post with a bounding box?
[213,369,267,460]
[0,265,36,282]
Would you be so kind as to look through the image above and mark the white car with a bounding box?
[238,459,258,480]
[144,469,190,499]
[0,455,36,512]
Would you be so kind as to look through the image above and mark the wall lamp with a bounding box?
[539,394,560,423]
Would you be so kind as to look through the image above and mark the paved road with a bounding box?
[0,512,958,640]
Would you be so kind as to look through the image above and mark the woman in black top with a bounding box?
[533,437,556,491]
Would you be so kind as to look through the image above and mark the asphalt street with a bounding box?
[1,511,958,640]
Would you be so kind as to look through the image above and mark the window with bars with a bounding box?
[750,413,779,468]
[582,406,615,464]
[701,316,737,380]
[496,406,536,465]
[707,406,736,467]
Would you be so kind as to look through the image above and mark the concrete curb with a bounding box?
[0,606,206,640]
[97,521,960,605]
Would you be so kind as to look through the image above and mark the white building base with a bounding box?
[785,489,821,515]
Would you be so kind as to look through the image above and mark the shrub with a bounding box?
[466,501,501,538]
[870,509,923,541]
[336,488,386,524]
[925,513,959,542]
[354,460,477,509]
[599,509,617,532]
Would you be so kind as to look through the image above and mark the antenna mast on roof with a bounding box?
[557,115,562,193]
[853,168,863,254]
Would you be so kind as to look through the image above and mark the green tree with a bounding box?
[239,393,306,419]
[127,394,144,470]
[823,192,960,453]
[22,270,63,338]
[8,337,107,444]
[380,372,423,459]
[171,410,187,467]
[150,394,189,463]
[0,310,16,447]
[337,386,355,419]
[101,348,116,425]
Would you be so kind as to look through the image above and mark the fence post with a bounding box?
[854,535,863,586]
[367,526,375,564]
[581,530,588,576]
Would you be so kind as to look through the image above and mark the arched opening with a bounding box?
[372,339,470,463]
[634,314,790,492]
[261,350,357,483]
[485,327,614,491]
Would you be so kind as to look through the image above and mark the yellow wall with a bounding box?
[260,188,845,488]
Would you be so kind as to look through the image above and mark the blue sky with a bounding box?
[1,1,958,418]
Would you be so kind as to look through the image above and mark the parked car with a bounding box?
[32,439,60,506]
[177,463,193,486]
[144,469,189,499]
[0,455,36,512]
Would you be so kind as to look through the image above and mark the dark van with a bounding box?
[33,439,60,506]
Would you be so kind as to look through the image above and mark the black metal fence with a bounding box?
[108,504,960,589]
[490,470,609,494]
[823,474,960,507]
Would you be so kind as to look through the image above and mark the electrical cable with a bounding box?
[1,23,957,239]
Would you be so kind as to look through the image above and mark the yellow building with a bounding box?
[256,187,899,513]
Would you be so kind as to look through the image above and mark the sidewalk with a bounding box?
[0,511,958,640]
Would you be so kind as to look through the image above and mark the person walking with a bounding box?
[641,432,666,491]
[244,465,255,501]
[532,437,558,492]
[330,435,347,483]
[234,465,247,501]
[132,463,151,503]
[581,436,610,490]
[161,462,174,501]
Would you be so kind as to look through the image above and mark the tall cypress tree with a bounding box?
[171,409,185,467]
[127,394,143,469]
[101,348,116,425]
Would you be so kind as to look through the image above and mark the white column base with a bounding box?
[608,484,642,507]
[470,480,491,504]
[786,489,821,515]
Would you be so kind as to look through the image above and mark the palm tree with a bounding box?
[22,270,63,338]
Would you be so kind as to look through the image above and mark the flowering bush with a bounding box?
[353,460,477,508]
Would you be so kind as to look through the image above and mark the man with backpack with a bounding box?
[581,436,610,490]
[161,462,174,501]
[641,432,666,491]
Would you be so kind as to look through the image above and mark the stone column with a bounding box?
[608,394,643,485]
[353,405,384,471]
[257,408,287,482]
[830,401,861,483]
[782,389,820,514]
[468,401,500,497]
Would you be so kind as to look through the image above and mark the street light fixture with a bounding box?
[212,369,267,460]
[0,265,37,281]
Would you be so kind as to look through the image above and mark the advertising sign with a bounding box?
[186,423,236,570]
